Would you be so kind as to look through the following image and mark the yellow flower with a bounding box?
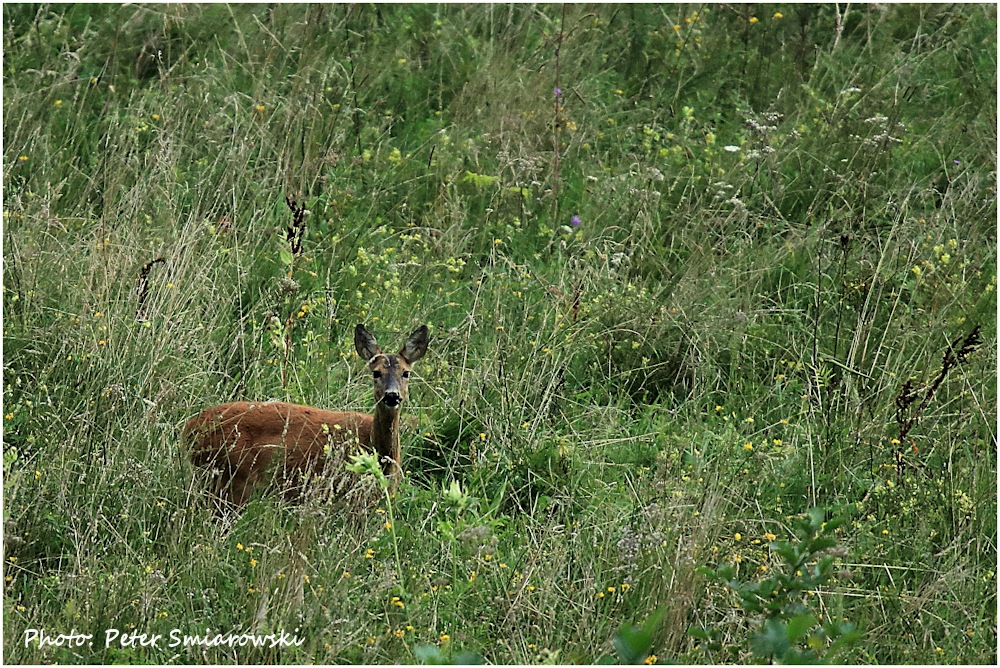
[773,12,784,19]
[255,104,266,112]
[151,113,160,121]
[249,559,258,567]
[764,532,777,541]
[439,633,450,643]
[645,655,658,664]
[734,533,742,541]
[54,99,63,106]
[749,17,759,24]
[384,521,392,530]
[364,549,374,559]
[743,442,754,451]
[18,155,28,162]
[342,571,351,579]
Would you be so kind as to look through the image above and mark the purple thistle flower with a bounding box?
[570,215,582,227]
[554,87,563,97]
[953,159,960,165]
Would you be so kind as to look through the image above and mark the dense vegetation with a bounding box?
[3,4,996,664]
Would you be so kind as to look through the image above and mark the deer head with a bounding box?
[354,324,429,411]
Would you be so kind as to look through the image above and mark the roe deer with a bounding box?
[184,323,429,507]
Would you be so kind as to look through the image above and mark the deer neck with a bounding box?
[372,403,401,475]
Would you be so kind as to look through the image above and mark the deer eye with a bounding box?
[402,371,411,379]
[373,370,383,379]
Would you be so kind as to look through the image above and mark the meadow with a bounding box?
[2,4,996,664]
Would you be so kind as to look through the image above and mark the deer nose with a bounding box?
[382,391,402,408]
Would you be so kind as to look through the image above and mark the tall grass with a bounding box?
[3,4,996,664]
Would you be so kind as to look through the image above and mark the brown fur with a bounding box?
[183,324,428,507]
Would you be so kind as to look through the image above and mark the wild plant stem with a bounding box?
[551,5,566,222]
[383,483,405,595]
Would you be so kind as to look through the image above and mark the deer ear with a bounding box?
[354,324,381,361]
[399,325,429,364]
